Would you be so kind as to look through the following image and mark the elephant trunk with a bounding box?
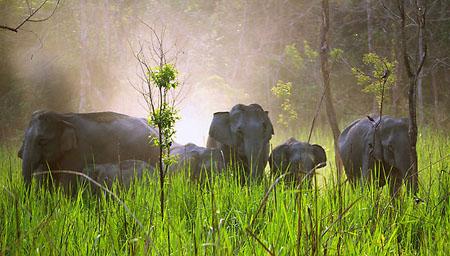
[245,140,267,180]
[396,149,417,193]
[21,141,40,186]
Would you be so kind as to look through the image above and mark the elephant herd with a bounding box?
[18,104,416,196]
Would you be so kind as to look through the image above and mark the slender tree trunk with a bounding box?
[320,4,343,255]
[417,13,425,124]
[392,26,403,116]
[398,0,426,193]
[430,69,439,127]
[79,0,91,111]
[366,0,374,53]
[366,0,378,113]
[320,0,342,174]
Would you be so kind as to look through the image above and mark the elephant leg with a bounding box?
[404,171,418,195]
[389,175,402,197]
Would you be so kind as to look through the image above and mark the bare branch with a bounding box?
[1,0,60,33]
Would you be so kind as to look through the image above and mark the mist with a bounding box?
[1,0,448,143]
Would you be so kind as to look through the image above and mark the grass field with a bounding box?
[0,129,449,255]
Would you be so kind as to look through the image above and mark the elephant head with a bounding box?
[194,147,225,180]
[170,143,224,182]
[19,111,77,186]
[367,117,413,191]
[269,138,326,185]
[339,116,415,195]
[208,104,273,179]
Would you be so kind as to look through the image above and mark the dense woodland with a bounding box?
[0,0,449,143]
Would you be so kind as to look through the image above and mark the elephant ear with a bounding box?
[264,111,274,135]
[18,141,24,159]
[311,144,327,169]
[209,112,234,146]
[60,121,77,152]
[270,144,290,174]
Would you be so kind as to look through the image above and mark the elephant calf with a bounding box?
[84,160,153,193]
[269,137,327,185]
[338,116,416,195]
[169,143,224,182]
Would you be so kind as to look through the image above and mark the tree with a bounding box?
[271,80,298,131]
[397,0,427,194]
[351,52,396,112]
[320,3,343,254]
[320,0,342,174]
[133,24,180,254]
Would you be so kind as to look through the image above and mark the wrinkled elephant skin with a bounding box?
[338,116,416,195]
[19,110,159,189]
[169,143,224,182]
[207,103,273,182]
[269,137,326,185]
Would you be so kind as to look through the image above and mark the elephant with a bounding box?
[338,115,416,195]
[206,103,274,182]
[168,143,224,182]
[83,160,153,194]
[269,137,327,186]
[18,110,159,190]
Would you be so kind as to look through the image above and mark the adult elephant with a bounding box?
[18,110,159,188]
[169,143,224,182]
[269,137,326,185]
[206,104,274,181]
[338,116,416,195]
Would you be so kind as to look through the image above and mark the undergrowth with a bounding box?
[0,130,448,255]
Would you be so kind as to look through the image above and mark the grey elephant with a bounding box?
[338,116,416,195]
[169,143,224,182]
[206,104,274,182]
[18,110,159,189]
[84,160,153,194]
[269,138,327,185]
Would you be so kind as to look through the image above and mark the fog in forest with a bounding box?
[1,0,449,144]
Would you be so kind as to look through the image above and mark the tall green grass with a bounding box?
[0,130,448,255]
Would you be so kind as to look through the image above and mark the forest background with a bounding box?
[1,0,448,145]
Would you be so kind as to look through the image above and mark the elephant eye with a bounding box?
[236,127,243,136]
[387,144,394,152]
[262,122,267,131]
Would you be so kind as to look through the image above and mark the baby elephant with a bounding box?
[169,143,224,182]
[84,160,153,193]
[269,138,327,185]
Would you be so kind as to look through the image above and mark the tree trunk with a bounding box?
[392,24,403,117]
[79,0,91,111]
[320,0,342,175]
[398,0,426,194]
[417,12,425,125]
[430,69,439,127]
[366,0,378,113]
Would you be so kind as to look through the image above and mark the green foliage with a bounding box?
[303,40,318,60]
[330,47,344,61]
[1,131,448,254]
[148,103,180,166]
[351,53,396,109]
[284,43,304,70]
[149,64,179,90]
[146,63,180,164]
[271,80,298,128]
